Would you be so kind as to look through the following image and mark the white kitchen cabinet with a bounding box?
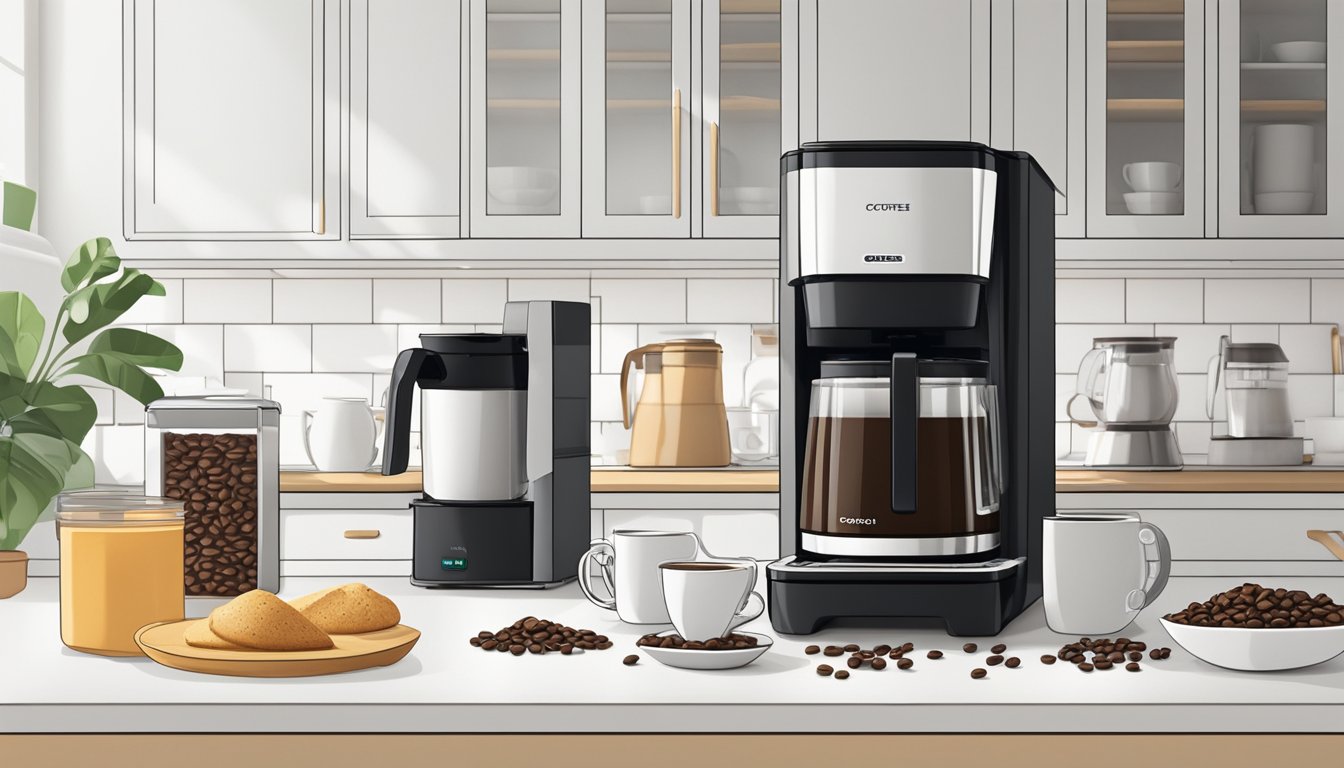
[469,0,582,237]
[280,493,416,578]
[1216,0,1344,238]
[1008,0,1086,238]
[581,0,693,237]
[1085,0,1205,237]
[351,0,464,239]
[800,0,990,144]
[122,0,340,240]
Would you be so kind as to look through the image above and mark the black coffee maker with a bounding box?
[767,141,1056,636]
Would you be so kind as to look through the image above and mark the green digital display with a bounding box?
[441,558,468,571]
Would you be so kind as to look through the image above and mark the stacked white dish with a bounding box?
[1271,40,1326,63]
[486,166,559,213]
[1121,161,1182,215]
[1252,124,1315,215]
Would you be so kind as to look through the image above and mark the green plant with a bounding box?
[0,238,182,549]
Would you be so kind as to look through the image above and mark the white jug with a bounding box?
[302,397,383,471]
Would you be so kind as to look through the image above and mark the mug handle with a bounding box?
[577,539,616,610]
[1138,522,1171,607]
[301,410,318,468]
[1122,164,1134,189]
[728,590,766,632]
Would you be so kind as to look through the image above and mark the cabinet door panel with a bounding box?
[124,0,339,239]
[351,0,462,238]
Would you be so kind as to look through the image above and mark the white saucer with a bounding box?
[638,630,773,670]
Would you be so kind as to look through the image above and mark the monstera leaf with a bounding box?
[61,268,165,346]
[0,292,45,378]
[0,433,83,550]
[60,237,121,293]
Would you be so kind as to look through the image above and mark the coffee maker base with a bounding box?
[766,556,1033,637]
[1084,427,1183,469]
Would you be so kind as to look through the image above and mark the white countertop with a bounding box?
[5,575,1344,733]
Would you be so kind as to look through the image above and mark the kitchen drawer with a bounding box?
[1059,508,1344,562]
[281,508,412,560]
[598,508,779,561]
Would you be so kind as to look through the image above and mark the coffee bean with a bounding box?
[1040,655,1056,665]
[528,644,543,654]
[1094,659,1113,670]
[1160,647,1171,659]
[163,432,261,597]
[990,643,1007,654]
[871,657,887,670]
[896,658,914,670]
[817,664,834,677]
[1126,662,1141,672]
[805,645,821,655]
[469,637,482,647]
[901,642,914,652]
[970,668,987,679]
[1149,649,1162,660]
[823,646,843,657]
[873,644,892,656]
[846,656,863,669]
[1005,657,1020,668]
[481,639,497,650]
[1128,651,1143,662]
[1165,583,1344,628]
[963,643,978,653]
[834,670,850,680]
[843,644,860,652]
[510,645,525,656]
[623,655,640,666]
[1078,663,1094,672]
[986,654,1004,666]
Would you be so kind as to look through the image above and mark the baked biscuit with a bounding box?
[292,582,401,634]
[208,590,334,651]
[184,619,244,650]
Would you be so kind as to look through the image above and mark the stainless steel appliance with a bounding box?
[768,140,1056,636]
[1067,337,1182,469]
[382,300,590,587]
[1206,335,1303,465]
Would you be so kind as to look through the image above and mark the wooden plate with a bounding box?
[134,620,420,678]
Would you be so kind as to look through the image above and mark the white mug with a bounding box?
[659,560,765,641]
[578,530,702,624]
[1122,161,1182,192]
[1044,515,1170,635]
[302,397,383,471]
[1253,124,1315,194]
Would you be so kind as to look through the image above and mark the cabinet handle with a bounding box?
[672,88,682,219]
[1308,530,1344,561]
[710,121,720,217]
[344,529,381,540]
[317,198,326,236]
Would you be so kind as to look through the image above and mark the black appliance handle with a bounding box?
[890,353,918,514]
[382,348,441,476]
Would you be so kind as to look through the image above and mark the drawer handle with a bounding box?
[1307,529,1344,561]
[344,529,381,540]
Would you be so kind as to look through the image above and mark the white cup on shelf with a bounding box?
[1122,161,1182,192]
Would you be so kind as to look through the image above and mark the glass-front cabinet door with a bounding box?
[582,0,692,237]
[1085,0,1204,236]
[1218,0,1344,237]
[469,0,580,237]
[701,0,794,238]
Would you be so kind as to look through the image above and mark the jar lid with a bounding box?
[56,493,185,527]
[1224,342,1289,365]
[145,396,281,429]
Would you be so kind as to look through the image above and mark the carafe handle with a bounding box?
[619,345,654,430]
[890,353,918,514]
[1068,347,1107,427]
[382,348,441,476]
[301,410,318,468]
[1206,335,1229,421]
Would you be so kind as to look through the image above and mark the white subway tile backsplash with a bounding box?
[686,279,773,323]
[119,278,183,324]
[1056,279,1125,323]
[313,325,398,372]
[1055,423,1071,460]
[1055,324,1155,373]
[591,374,623,422]
[592,279,687,323]
[88,386,115,426]
[1206,279,1310,324]
[1311,280,1344,326]
[441,279,508,323]
[223,372,264,398]
[374,279,441,324]
[1175,422,1212,455]
[274,279,372,323]
[1155,324,1229,374]
[1176,373,1220,421]
[1279,324,1335,374]
[224,325,311,372]
[183,279,271,324]
[1288,374,1335,419]
[1125,279,1203,323]
[600,324,638,374]
[82,425,145,486]
[508,278,591,304]
[1231,324,1279,344]
[149,324,224,381]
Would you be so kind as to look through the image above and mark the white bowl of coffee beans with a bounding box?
[1160,583,1344,671]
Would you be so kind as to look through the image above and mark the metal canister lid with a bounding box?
[1224,342,1289,366]
[145,396,281,429]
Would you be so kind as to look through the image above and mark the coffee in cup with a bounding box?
[659,559,764,641]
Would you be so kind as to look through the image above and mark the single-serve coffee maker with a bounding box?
[382,300,590,587]
[1067,337,1182,469]
[1206,335,1302,465]
[768,141,1056,636]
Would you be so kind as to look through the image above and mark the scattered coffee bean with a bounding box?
[1078,662,1094,672]
[1128,651,1143,662]
[472,617,613,657]
[805,645,821,655]
[1126,662,1142,672]
[1040,654,1056,665]
[990,643,1007,654]
[1094,659,1113,670]
[986,654,1004,666]
[846,656,863,669]
[1005,657,1021,668]
[469,637,482,647]
[1149,649,1162,660]
[817,664,834,676]
[926,650,943,660]
[896,658,914,670]
[637,632,760,651]
[1165,583,1344,628]
[824,646,844,657]
[835,669,850,680]
[623,654,640,666]
[843,644,861,652]
[901,642,915,652]
[962,643,978,653]
[858,650,875,659]
[873,644,892,656]
[1160,647,1172,659]
[971,668,987,679]
[871,657,887,670]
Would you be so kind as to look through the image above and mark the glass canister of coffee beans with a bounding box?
[144,396,280,597]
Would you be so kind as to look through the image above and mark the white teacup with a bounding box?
[578,530,702,624]
[659,560,765,641]
[1122,161,1182,192]
[303,397,383,471]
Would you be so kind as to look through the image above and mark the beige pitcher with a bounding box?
[620,340,730,467]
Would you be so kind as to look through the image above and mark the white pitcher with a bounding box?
[302,397,383,471]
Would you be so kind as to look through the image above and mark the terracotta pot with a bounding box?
[0,551,28,598]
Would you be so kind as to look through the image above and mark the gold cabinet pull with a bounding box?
[1308,530,1344,561]
[344,529,381,540]
[710,121,720,216]
[317,198,326,235]
[672,88,682,219]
